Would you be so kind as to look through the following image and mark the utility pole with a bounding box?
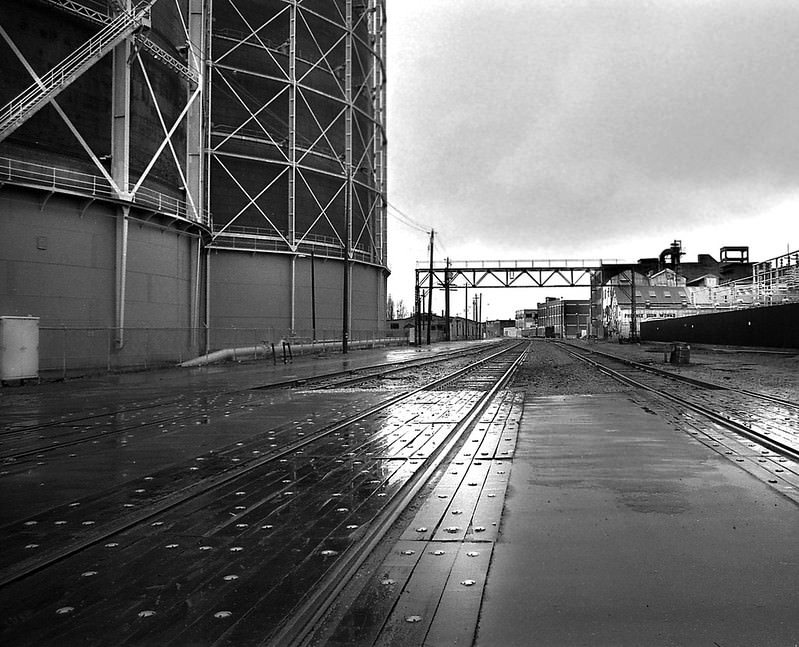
[478,292,482,339]
[414,274,421,347]
[444,257,451,342]
[629,267,638,342]
[464,286,469,340]
[426,229,434,345]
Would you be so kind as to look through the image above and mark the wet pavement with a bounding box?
[2,341,799,646]
[0,342,491,525]
[475,394,799,646]
[0,341,521,645]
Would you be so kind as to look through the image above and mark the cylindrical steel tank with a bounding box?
[0,1,387,371]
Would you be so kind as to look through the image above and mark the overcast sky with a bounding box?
[384,0,799,319]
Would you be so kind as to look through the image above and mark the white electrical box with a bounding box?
[0,316,40,382]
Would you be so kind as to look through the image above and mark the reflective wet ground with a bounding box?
[0,342,520,645]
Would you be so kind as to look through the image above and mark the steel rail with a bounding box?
[557,341,799,409]
[557,344,799,462]
[0,342,501,439]
[263,343,530,647]
[0,342,526,589]
[0,344,504,460]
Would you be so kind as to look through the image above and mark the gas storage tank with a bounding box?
[0,1,387,371]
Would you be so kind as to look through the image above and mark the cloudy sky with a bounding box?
[384,0,799,319]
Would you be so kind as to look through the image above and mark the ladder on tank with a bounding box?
[0,0,156,142]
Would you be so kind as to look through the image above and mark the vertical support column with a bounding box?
[288,1,298,339]
[288,1,297,247]
[342,0,353,353]
[111,1,132,352]
[186,0,206,223]
[187,0,207,352]
[111,0,131,199]
[204,0,214,226]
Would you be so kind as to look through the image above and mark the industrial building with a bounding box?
[513,299,589,339]
[594,242,799,341]
[0,0,388,374]
[386,313,483,344]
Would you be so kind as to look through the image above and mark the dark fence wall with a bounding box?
[640,303,799,349]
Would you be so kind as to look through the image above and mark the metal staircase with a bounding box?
[0,0,156,142]
[39,0,197,83]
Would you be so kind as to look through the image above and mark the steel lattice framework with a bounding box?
[205,0,387,268]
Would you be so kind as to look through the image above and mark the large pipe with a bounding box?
[179,344,268,367]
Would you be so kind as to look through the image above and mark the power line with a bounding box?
[386,201,429,234]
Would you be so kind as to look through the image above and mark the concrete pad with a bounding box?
[476,394,799,647]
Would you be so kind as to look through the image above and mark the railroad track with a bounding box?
[554,341,799,463]
[0,342,529,646]
[0,342,503,462]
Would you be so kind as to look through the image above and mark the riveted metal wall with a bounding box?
[640,303,799,349]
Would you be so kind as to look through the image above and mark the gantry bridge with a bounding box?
[415,258,623,291]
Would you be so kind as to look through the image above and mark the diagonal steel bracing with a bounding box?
[0,1,157,141]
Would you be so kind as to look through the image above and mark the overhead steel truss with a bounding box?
[415,259,619,291]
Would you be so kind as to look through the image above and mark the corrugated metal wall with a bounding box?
[640,303,799,349]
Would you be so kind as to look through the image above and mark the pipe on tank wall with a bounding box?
[115,206,129,349]
[205,247,211,354]
[190,235,201,350]
[290,253,296,334]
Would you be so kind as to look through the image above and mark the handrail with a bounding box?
[0,155,209,225]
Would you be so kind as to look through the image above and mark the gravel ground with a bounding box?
[563,338,799,401]
[512,340,632,396]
